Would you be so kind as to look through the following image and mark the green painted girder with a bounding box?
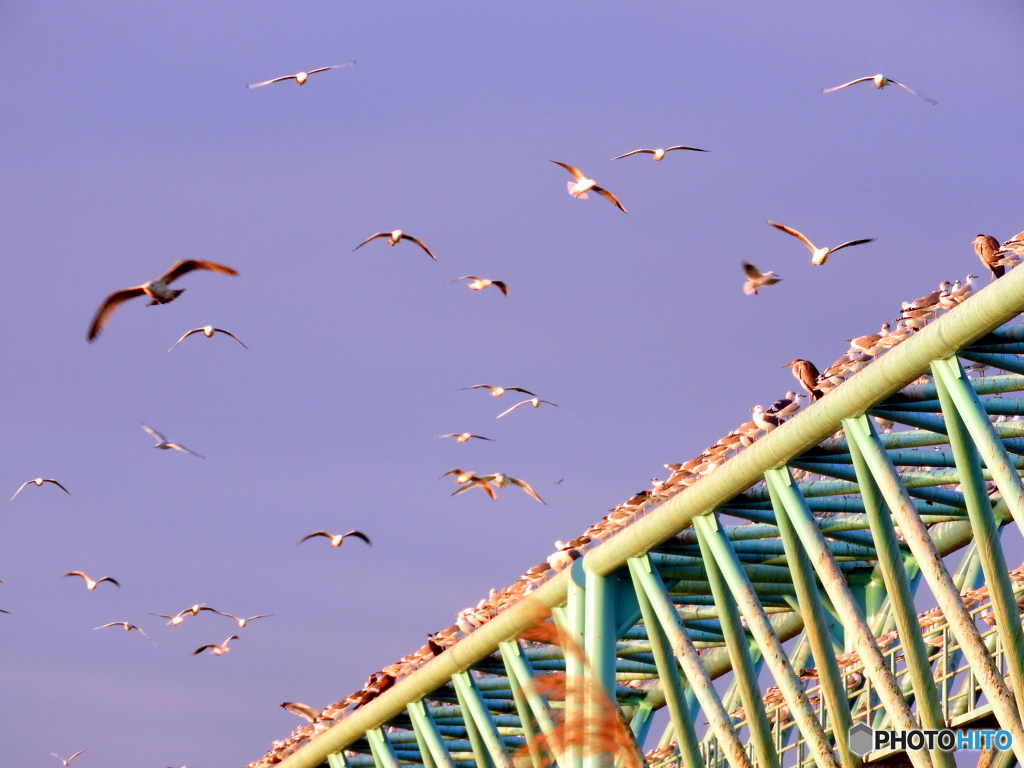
[654,540,877,558]
[874,396,1024,415]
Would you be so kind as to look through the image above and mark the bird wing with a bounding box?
[468,434,495,441]
[247,74,297,89]
[87,287,146,341]
[352,232,390,251]
[168,328,203,352]
[888,79,937,105]
[767,221,817,254]
[10,481,31,500]
[496,399,531,419]
[149,613,175,620]
[168,443,205,458]
[98,577,121,588]
[344,530,373,546]
[192,645,215,654]
[445,276,478,285]
[297,531,332,545]
[611,149,652,160]
[67,751,87,763]
[592,185,627,213]
[45,479,71,494]
[550,160,585,180]
[828,238,876,255]
[245,614,272,622]
[159,260,239,284]
[491,280,508,296]
[508,477,547,504]
[94,622,123,630]
[821,76,873,93]
[399,234,436,260]
[307,61,356,75]
[742,261,764,280]
[62,571,88,581]
[459,385,495,392]
[215,610,243,623]
[664,146,708,153]
[452,479,497,500]
[507,387,538,396]
[282,702,321,722]
[213,329,249,349]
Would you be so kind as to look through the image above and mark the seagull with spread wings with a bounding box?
[822,74,936,105]
[741,261,782,295]
[87,260,239,341]
[439,433,495,443]
[94,622,153,642]
[50,751,87,767]
[446,276,508,295]
[192,636,238,656]
[168,325,248,352]
[496,398,563,419]
[62,572,120,591]
[141,424,204,458]
[247,61,355,89]
[150,604,219,626]
[767,221,875,265]
[612,146,707,161]
[297,530,372,548]
[11,477,70,500]
[452,473,546,504]
[550,161,627,212]
[352,230,436,260]
[460,384,536,397]
[281,702,322,723]
[216,611,273,628]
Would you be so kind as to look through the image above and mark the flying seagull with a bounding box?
[612,146,708,161]
[446,276,508,295]
[352,230,436,260]
[452,473,546,504]
[783,359,823,401]
[11,477,70,500]
[87,260,239,341]
[973,234,1005,280]
[460,385,537,397]
[94,622,152,641]
[50,751,87,767]
[767,221,875,265]
[281,702,321,723]
[169,325,248,352]
[550,161,626,212]
[192,636,238,656]
[141,424,204,458]
[439,433,495,443]
[216,612,272,628]
[297,530,372,547]
[741,261,782,295]
[150,605,220,626]
[822,74,937,105]
[62,572,120,591]
[496,398,563,419]
[247,61,355,89]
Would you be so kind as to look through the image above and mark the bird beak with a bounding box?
[782,363,794,368]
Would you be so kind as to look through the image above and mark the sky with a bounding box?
[1,1,1024,766]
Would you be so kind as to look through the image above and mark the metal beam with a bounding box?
[408,699,456,768]
[365,728,400,768]
[452,671,514,768]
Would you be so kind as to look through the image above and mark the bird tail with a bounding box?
[567,181,588,199]
[742,281,757,295]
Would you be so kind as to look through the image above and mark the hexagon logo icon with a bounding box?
[849,723,874,756]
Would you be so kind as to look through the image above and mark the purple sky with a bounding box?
[2,2,1023,766]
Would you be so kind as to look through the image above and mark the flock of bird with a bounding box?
[243,68,1024,768]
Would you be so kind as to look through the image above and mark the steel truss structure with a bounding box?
[257,267,1024,768]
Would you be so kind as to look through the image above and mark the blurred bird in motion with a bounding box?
[352,230,436,260]
[767,221,875,265]
[150,605,220,626]
[439,433,495,443]
[452,473,546,504]
[612,146,708,161]
[141,424,205,458]
[11,477,69,500]
[247,61,355,89]
[50,751,87,767]
[550,161,627,212]
[822,74,937,105]
[742,261,782,295]
[217,612,273,628]
[281,702,321,723]
[297,530,372,548]
[460,385,537,398]
[169,325,248,352]
[62,572,120,591]
[446,276,508,295]
[192,636,238,656]
[94,622,152,642]
[496,398,563,419]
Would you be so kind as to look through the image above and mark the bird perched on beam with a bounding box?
[973,234,1005,280]
[783,359,823,401]
[750,405,781,430]
[766,392,802,418]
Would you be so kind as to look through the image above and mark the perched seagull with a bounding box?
[87,260,239,342]
[453,473,546,504]
[783,359,823,401]
[352,230,436,260]
[62,572,120,591]
[439,433,495,443]
[460,385,537,398]
[192,636,238,656]
[751,405,781,430]
[11,478,70,500]
[948,275,977,301]
[822,74,937,105]
[900,282,952,315]
[496,398,562,419]
[766,392,802,417]
[141,424,204,458]
[741,261,782,295]
[611,146,708,161]
[50,751,87,767]
[848,323,891,354]
[247,61,355,89]
[168,325,248,352]
[767,221,875,265]
[297,530,372,547]
[94,622,152,641]
[281,702,321,723]
[550,161,627,212]
[216,612,272,629]
[446,276,508,295]
[973,234,1005,280]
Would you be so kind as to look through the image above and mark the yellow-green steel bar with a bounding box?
[327,752,350,768]
[692,513,841,768]
[692,528,780,768]
[498,639,563,764]
[452,671,514,768]
[758,467,933,768]
[764,472,858,768]
[840,430,953,768]
[843,414,1024,763]
[366,728,400,768]
[626,558,703,768]
[628,554,754,768]
[564,571,585,768]
[932,357,1024,530]
[408,699,456,768]
[931,364,1024,718]
[583,569,617,768]
[501,649,543,768]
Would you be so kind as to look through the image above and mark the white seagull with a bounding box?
[612,146,708,161]
[297,530,372,548]
[742,261,782,295]
[352,230,436,260]
[247,61,355,89]
[62,572,120,591]
[216,612,273,628]
[550,161,627,212]
[94,622,152,642]
[822,74,936,105]
[767,221,875,265]
[496,398,563,419]
[11,477,70,500]
[168,325,248,352]
[50,751,87,767]
[192,636,238,656]
[141,424,205,458]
